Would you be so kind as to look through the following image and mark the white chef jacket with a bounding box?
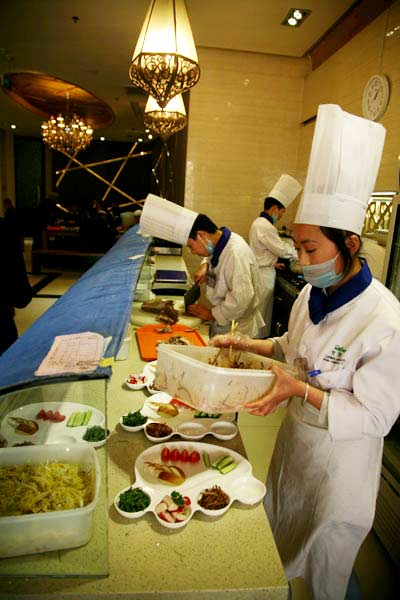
[265,277,400,600]
[249,216,297,268]
[205,232,264,337]
[249,216,297,336]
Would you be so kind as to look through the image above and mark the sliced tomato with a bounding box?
[47,410,54,420]
[189,450,200,463]
[36,409,46,420]
[53,412,66,422]
[161,447,170,462]
[170,448,180,462]
[183,496,191,506]
[180,449,189,462]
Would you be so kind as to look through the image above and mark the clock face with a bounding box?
[362,75,390,121]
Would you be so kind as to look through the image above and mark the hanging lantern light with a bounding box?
[129,0,200,109]
[144,94,187,140]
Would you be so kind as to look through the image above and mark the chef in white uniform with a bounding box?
[249,174,302,336]
[139,195,264,338]
[211,104,400,600]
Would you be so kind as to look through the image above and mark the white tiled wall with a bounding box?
[185,47,309,238]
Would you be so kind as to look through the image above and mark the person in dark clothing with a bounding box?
[0,218,32,356]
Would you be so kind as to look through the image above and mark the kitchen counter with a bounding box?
[0,255,288,600]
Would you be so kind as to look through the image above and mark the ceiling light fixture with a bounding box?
[41,93,93,154]
[281,8,311,27]
[129,0,200,108]
[144,93,187,140]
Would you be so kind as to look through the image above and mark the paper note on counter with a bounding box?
[35,332,106,376]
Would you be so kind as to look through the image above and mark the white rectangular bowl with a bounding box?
[0,443,100,558]
[154,345,277,412]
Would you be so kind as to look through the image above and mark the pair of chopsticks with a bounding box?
[229,320,238,362]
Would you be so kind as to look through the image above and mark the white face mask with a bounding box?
[302,252,343,288]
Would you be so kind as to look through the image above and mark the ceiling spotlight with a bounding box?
[281,8,311,27]
[10,124,16,129]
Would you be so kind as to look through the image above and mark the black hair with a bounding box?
[189,214,218,239]
[320,227,361,277]
[264,197,285,211]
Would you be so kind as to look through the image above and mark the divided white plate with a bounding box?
[0,402,105,447]
[114,441,266,528]
[122,392,237,441]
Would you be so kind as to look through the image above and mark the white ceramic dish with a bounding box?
[114,485,153,519]
[0,402,105,447]
[114,441,266,529]
[125,373,147,390]
[0,444,100,557]
[142,360,157,385]
[136,393,238,441]
[82,427,110,448]
[119,414,149,433]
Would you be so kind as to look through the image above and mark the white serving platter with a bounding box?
[114,441,266,529]
[123,392,237,441]
[0,402,105,447]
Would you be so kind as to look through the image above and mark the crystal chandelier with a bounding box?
[41,95,93,154]
[129,0,200,109]
[144,94,187,140]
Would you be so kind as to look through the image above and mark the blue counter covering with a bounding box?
[0,226,151,394]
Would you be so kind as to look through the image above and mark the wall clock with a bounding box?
[362,74,390,121]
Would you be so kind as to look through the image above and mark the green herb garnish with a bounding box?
[171,490,184,507]
[122,411,148,427]
[118,487,150,512]
[83,425,107,442]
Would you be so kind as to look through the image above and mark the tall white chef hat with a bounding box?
[139,194,198,245]
[295,104,386,235]
[268,174,302,208]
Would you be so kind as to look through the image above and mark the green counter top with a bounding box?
[0,256,288,599]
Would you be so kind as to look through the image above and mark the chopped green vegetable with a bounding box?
[83,425,107,442]
[122,411,148,427]
[194,411,222,419]
[118,487,150,513]
[171,490,185,507]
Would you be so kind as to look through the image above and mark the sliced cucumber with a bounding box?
[202,451,211,467]
[83,410,92,425]
[219,461,237,474]
[67,412,77,427]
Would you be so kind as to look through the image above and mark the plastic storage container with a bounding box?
[0,443,100,557]
[154,345,279,412]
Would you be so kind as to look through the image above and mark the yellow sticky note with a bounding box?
[100,357,114,367]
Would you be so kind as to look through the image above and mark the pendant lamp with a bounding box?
[144,94,187,140]
[129,0,200,108]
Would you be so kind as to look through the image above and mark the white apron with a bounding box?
[257,265,276,337]
[265,278,400,600]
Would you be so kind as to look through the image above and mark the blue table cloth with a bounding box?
[0,226,151,394]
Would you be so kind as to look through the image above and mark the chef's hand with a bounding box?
[209,333,250,351]
[245,364,303,416]
[188,303,213,321]
[275,262,285,271]
[210,335,275,358]
[193,262,208,284]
